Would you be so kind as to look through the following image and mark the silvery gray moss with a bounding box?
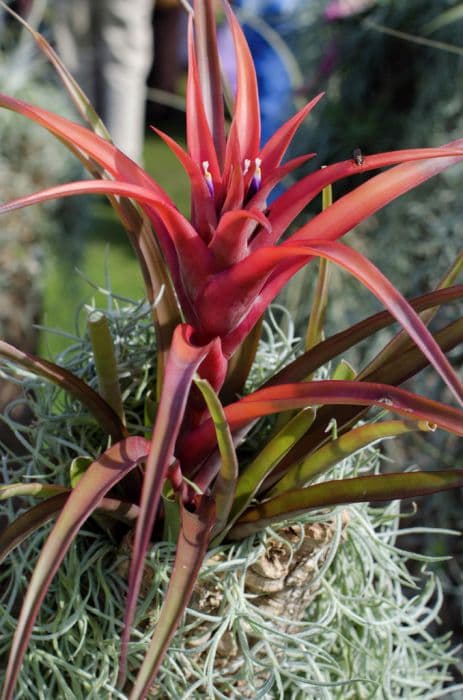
[0,290,462,699]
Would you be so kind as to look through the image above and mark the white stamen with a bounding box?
[202,161,214,196]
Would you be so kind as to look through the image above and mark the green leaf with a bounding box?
[0,483,67,501]
[69,457,92,488]
[227,408,316,532]
[422,5,463,34]
[87,311,125,422]
[194,377,238,544]
[332,359,356,381]
[161,481,181,543]
[304,184,332,354]
[229,470,463,539]
[268,419,435,497]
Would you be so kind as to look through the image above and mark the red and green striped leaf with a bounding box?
[268,419,435,497]
[229,470,463,539]
[180,380,463,470]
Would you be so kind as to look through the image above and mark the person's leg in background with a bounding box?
[53,0,153,163]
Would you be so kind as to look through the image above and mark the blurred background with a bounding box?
[1,0,463,661]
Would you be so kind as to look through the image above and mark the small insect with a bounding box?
[353,148,364,166]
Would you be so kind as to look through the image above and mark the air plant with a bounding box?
[1,1,463,698]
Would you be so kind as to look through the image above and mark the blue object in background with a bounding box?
[221,0,300,146]
[220,0,304,199]
[242,23,293,145]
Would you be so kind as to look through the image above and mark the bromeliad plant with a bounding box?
[1,1,463,697]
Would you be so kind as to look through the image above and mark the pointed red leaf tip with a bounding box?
[259,93,324,172]
[186,15,221,182]
[178,380,463,470]
[152,126,218,238]
[0,93,172,205]
[193,0,226,169]
[223,0,261,161]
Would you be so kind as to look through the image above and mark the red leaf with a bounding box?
[193,0,226,168]
[224,1,261,161]
[268,141,463,244]
[179,380,463,469]
[0,93,172,202]
[128,494,215,698]
[210,208,271,265]
[119,326,220,683]
[152,127,218,238]
[259,93,324,172]
[186,16,221,180]
[1,436,150,700]
[221,129,245,211]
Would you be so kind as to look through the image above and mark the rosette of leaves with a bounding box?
[1,291,462,699]
[1,2,463,698]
